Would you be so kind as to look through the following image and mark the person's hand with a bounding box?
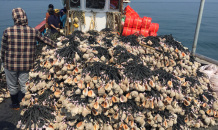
[56,28,60,32]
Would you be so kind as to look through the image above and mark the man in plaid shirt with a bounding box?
[1,8,57,110]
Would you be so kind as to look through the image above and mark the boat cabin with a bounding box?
[64,0,125,35]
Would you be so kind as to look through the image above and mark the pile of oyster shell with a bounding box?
[18,30,218,130]
[0,72,10,103]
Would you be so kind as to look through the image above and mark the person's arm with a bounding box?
[1,30,7,62]
[60,14,66,22]
[45,13,49,28]
[36,30,57,48]
[50,24,60,31]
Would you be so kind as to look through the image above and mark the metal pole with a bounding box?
[191,0,205,56]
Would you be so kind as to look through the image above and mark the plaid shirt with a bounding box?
[1,8,56,71]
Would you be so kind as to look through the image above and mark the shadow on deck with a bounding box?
[0,91,23,130]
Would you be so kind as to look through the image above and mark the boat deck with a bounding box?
[0,91,22,130]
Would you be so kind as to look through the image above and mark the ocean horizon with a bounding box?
[0,1,217,60]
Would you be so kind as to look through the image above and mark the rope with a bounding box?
[106,12,121,29]
[71,11,74,34]
[82,11,86,25]
[90,12,96,30]
[66,10,86,31]
[90,15,94,30]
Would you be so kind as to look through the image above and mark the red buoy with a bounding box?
[150,32,157,37]
[132,17,142,29]
[131,28,140,35]
[149,23,159,33]
[124,5,139,18]
[122,27,132,36]
[140,28,149,37]
[141,17,152,29]
[124,16,135,28]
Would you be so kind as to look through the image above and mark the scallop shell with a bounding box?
[108,90,114,96]
[183,99,190,106]
[120,95,127,103]
[75,89,81,95]
[167,80,173,88]
[92,109,99,116]
[88,90,96,98]
[92,76,98,84]
[105,82,112,92]
[85,75,92,83]
[76,122,85,130]
[83,88,88,96]
[112,96,119,103]
[113,113,119,120]
[78,80,85,89]
[98,87,105,96]
[54,89,61,98]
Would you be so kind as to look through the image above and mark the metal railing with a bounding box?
[191,0,218,65]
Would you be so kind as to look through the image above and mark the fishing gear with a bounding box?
[160,34,190,53]
[56,40,83,63]
[20,105,55,129]
[123,61,151,82]
[83,62,121,83]
[120,34,140,46]
[92,46,111,60]
[102,37,113,47]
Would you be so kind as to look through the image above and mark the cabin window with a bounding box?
[110,0,119,10]
[70,0,81,8]
[86,0,106,9]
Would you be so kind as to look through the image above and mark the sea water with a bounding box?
[0,1,217,60]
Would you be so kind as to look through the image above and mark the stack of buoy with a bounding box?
[122,5,159,37]
[16,30,218,130]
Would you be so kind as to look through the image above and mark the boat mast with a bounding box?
[119,0,123,33]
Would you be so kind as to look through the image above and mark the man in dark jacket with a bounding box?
[0,8,57,110]
[48,8,60,40]
[45,4,54,29]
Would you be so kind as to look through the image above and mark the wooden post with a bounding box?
[66,0,70,11]
[67,10,70,35]
[119,0,123,34]
[64,0,70,36]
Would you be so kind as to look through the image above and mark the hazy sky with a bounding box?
[133,0,217,2]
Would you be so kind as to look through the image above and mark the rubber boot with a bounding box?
[21,93,25,100]
[20,93,25,104]
[9,93,20,110]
